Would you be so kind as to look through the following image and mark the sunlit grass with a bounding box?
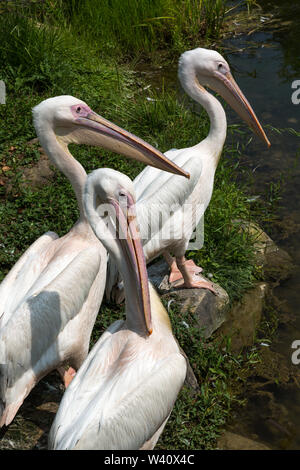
[0,9,78,92]
[0,0,229,82]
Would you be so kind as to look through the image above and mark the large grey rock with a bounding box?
[238,221,294,281]
[148,259,230,339]
[217,282,269,352]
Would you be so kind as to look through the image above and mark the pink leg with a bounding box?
[57,366,76,388]
[164,253,182,283]
[174,256,216,294]
[184,259,203,274]
[163,252,203,283]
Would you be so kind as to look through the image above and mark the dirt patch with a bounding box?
[2,139,55,196]
[20,151,55,189]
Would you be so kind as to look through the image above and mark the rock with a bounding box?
[250,347,292,385]
[238,221,294,281]
[217,431,270,450]
[218,282,268,352]
[263,247,294,282]
[148,259,230,339]
[214,222,293,351]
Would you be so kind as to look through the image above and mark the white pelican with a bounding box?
[48,168,187,450]
[0,96,188,427]
[106,48,271,301]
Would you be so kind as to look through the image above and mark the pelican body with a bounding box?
[0,96,188,427]
[106,48,270,300]
[49,169,187,450]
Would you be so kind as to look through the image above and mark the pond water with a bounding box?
[222,0,300,450]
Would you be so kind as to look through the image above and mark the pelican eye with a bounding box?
[76,106,82,114]
[217,62,227,75]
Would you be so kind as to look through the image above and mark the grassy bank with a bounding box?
[0,0,265,450]
[0,0,227,62]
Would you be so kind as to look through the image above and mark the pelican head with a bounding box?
[84,168,152,336]
[33,96,190,178]
[178,48,270,147]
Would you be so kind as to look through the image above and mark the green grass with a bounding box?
[0,9,78,92]
[59,0,176,56]
[0,0,229,78]
[43,0,227,56]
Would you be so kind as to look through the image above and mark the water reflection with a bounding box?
[223,0,300,449]
[258,0,300,81]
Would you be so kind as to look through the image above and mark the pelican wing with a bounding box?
[0,245,104,427]
[49,330,187,450]
[134,147,200,202]
[74,353,187,450]
[0,232,59,327]
[133,148,181,199]
[49,319,125,449]
[136,154,200,243]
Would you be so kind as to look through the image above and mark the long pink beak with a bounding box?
[77,111,190,179]
[108,194,152,335]
[212,70,271,147]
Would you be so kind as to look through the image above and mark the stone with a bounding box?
[148,259,230,339]
[263,247,294,282]
[26,137,39,146]
[217,282,268,352]
[238,221,294,281]
[217,431,270,450]
[214,222,294,351]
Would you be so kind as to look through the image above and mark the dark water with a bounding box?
[222,0,300,450]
